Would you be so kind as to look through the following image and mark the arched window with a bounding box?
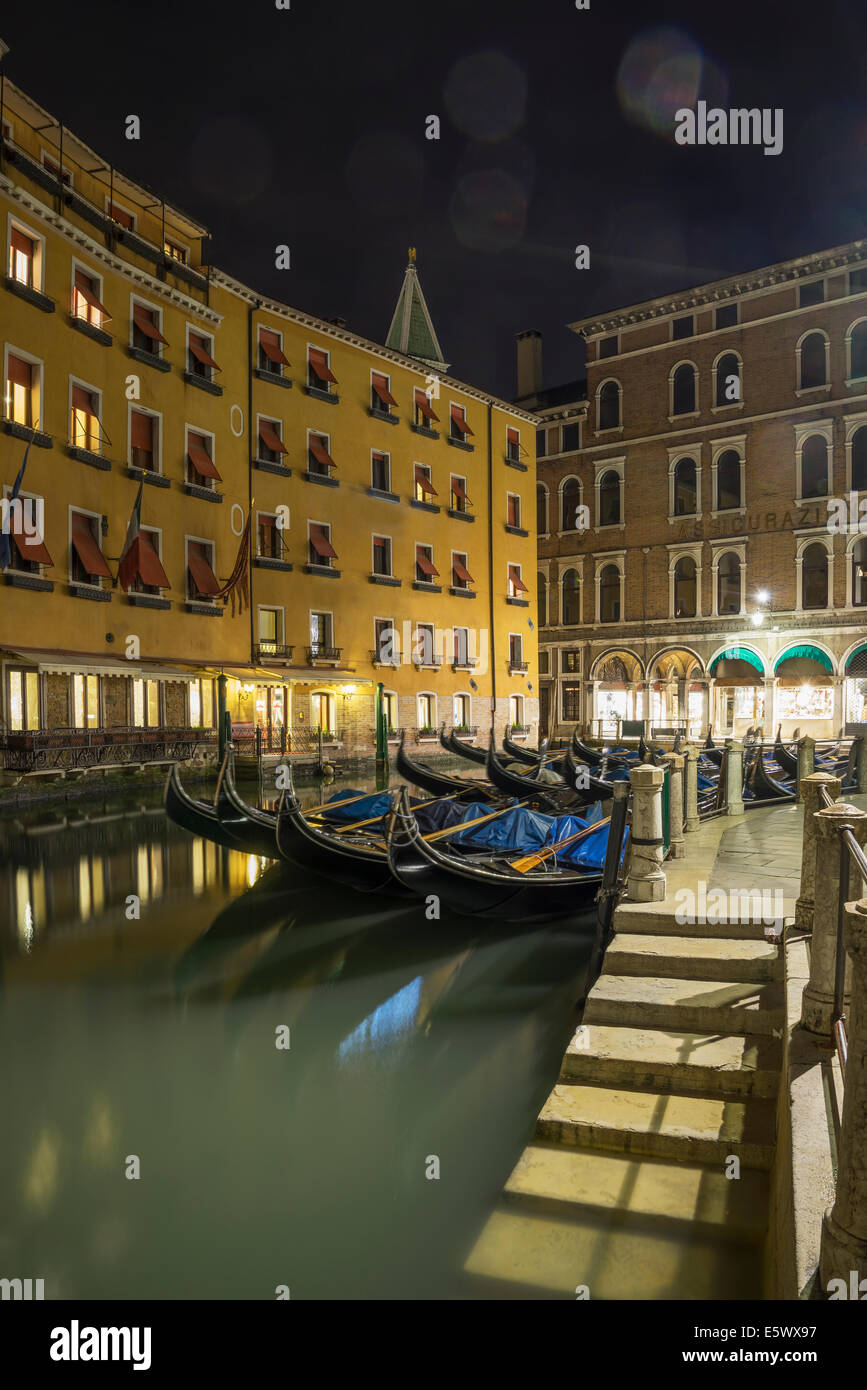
[800,332,827,389]
[537,571,547,626]
[599,564,621,623]
[717,551,741,615]
[716,352,741,407]
[672,363,696,416]
[716,449,741,510]
[673,457,697,515]
[599,470,621,526]
[853,426,867,491]
[561,568,581,625]
[852,322,867,380]
[561,477,582,531]
[599,381,620,430]
[853,538,867,607]
[801,434,828,498]
[536,483,548,535]
[802,542,828,610]
[674,556,697,618]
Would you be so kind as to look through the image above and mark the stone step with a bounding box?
[611,903,780,941]
[585,973,784,1037]
[536,1083,776,1169]
[562,1024,780,1098]
[504,1143,769,1243]
[464,1205,765,1299]
[604,933,780,984]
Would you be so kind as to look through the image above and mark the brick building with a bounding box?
[531,237,867,743]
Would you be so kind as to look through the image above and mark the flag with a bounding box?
[0,433,35,572]
[117,480,143,590]
[213,514,251,616]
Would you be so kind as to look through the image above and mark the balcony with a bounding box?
[256,643,293,662]
[508,659,529,673]
[412,653,444,670]
[368,406,399,426]
[451,658,478,672]
[306,645,342,665]
[510,724,531,736]
[451,725,479,740]
[505,450,528,472]
[0,725,216,773]
[370,649,399,667]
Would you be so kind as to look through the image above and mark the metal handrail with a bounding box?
[817,781,860,1076]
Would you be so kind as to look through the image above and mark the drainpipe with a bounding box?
[487,402,496,734]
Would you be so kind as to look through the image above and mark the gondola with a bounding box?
[748,751,797,801]
[572,731,606,766]
[773,726,799,778]
[441,725,487,765]
[486,735,575,806]
[502,731,567,773]
[702,734,725,768]
[385,786,604,922]
[396,731,494,801]
[563,744,619,801]
[275,771,406,893]
[165,762,279,858]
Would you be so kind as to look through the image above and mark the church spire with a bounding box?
[385,249,448,372]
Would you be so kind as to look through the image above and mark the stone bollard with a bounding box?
[797,735,815,790]
[684,746,700,833]
[819,896,867,1291]
[856,735,867,795]
[726,739,744,817]
[662,753,685,858]
[800,805,867,1035]
[795,772,842,933]
[627,763,666,902]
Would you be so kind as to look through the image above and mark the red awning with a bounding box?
[9,506,52,565]
[187,543,221,596]
[414,464,437,496]
[308,348,338,383]
[416,551,439,577]
[130,411,153,450]
[187,435,222,481]
[136,531,170,588]
[450,404,474,435]
[258,420,288,454]
[133,305,167,344]
[71,513,111,579]
[259,328,290,366]
[6,355,31,388]
[450,476,468,500]
[452,557,474,584]
[71,384,97,415]
[414,387,439,422]
[188,333,220,370]
[308,436,336,469]
[11,227,33,255]
[74,269,111,319]
[507,426,520,445]
[109,203,134,230]
[309,525,338,559]
[372,373,398,406]
[508,565,529,592]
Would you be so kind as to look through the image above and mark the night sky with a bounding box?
[4,0,866,399]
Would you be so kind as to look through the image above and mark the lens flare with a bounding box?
[444,50,527,142]
[617,27,723,140]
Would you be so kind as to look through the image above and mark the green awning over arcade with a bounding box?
[846,644,867,675]
[774,644,833,674]
[710,647,764,676]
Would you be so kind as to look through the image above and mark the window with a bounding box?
[307,432,336,476]
[72,267,109,328]
[799,280,825,307]
[308,522,337,568]
[674,556,697,618]
[716,449,741,510]
[800,332,827,389]
[539,651,549,675]
[131,302,167,355]
[508,564,528,599]
[451,552,474,590]
[715,304,738,329]
[672,363,696,415]
[415,624,435,665]
[108,202,136,231]
[257,513,282,560]
[70,383,102,453]
[507,493,521,528]
[414,463,437,502]
[8,669,40,731]
[599,564,621,623]
[715,352,741,407]
[672,315,694,340]
[71,674,100,729]
[850,322,867,380]
[506,427,522,462]
[561,477,582,531]
[561,569,581,625]
[801,435,828,498]
[673,457,697,515]
[5,354,38,426]
[535,428,547,458]
[536,484,548,534]
[188,330,220,380]
[563,684,581,721]
[383,690,397,733]
[374,618,396,662]
[308,346,337,392]
[128,527,168,596]
[853,426,867,491]
[453,627,469,667]
[450,475,470,513]
[371,371,397,415]
[70,511,110,586]
[310,611,333,653]
[371,451,390,491]
[2,488,51,574]
[717,552,741,615]
[186,540,220,601]
[850,268,867,295]
[414,387,439,429]
[258,608,283,654]
[130,409,158,472]
[312,691,336,735]
[417,693,436,732]
[164,238,188,265]
[599,335,618,358]
[132,679,160,727]
[372,535,392,576]
[257,417,288,463]
[562,422,580,452]
[802,542,829,609]
[41,152,71,186]
[509,695,525,730]
[537,572,547,627]
[186,429,221,487]
[9,225,36,288]
[509,635,523,667]
[599,470,621,526]
[450,404,474,441]
[415,544,438,583]
[259,328,290,375]
[598,381,620,430]
[453,694,471,730]
[853,538,867,607]
[562,650,581,673]
[189,678,215,728]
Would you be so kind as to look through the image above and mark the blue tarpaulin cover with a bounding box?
[450,803,555,850]
[554,820,622,870]
[319,789,394,823]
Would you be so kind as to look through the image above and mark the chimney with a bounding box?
[516,329,542,399]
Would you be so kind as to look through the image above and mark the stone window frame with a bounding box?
[794,527,834,613]
[558,473,584,536]
[668,359,700,423]
[709,536,748,618]
[845,316,867,389]
[793,418,833,505]
[794,327,831,397]
[593,456,625,533]
[666,540,704,621]
[711,348,744,414]
[710,435,747,516]
[594,549,625,625]
[844,411,867,494]
[594,377,623,436]
[667,444,702,523]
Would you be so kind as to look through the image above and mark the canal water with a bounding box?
[0,771,599,1299]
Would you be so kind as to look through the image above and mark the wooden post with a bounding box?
[800,805,867,1035]
[795,772,841,932]
[627,763,666,903]
[683,746,700,833]
[726,738,744,816]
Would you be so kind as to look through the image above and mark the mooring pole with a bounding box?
[217,673,227,764]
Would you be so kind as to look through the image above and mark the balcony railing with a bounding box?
[0,725,216,772]
[370,649,399,666]
[306,645,341,664]
[256,643,293,662]
[509,659,529,672]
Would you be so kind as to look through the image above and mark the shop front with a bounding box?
[709,648,765,739]
[773,645,835,739]
[844,643,867,731]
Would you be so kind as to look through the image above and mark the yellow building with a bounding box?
[0,70,538,766]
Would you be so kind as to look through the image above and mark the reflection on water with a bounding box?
[0,772,599,1299]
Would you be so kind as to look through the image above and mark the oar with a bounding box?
[510,814,613,874]
[328,789,463,835]
[423,798,531,843]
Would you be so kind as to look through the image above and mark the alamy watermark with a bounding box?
[674,882,784,926]
[0,496,44,546]
[675,101,783,157]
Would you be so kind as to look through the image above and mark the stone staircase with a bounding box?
[464,902,784,1299]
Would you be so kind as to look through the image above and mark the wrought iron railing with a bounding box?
[0,725,216,772]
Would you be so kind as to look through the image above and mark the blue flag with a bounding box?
[0,434,34,572]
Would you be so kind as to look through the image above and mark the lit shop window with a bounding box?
[9,669,40,731]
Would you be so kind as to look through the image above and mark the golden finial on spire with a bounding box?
[408,247,416,263]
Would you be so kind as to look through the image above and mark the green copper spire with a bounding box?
[385,248,448,372]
